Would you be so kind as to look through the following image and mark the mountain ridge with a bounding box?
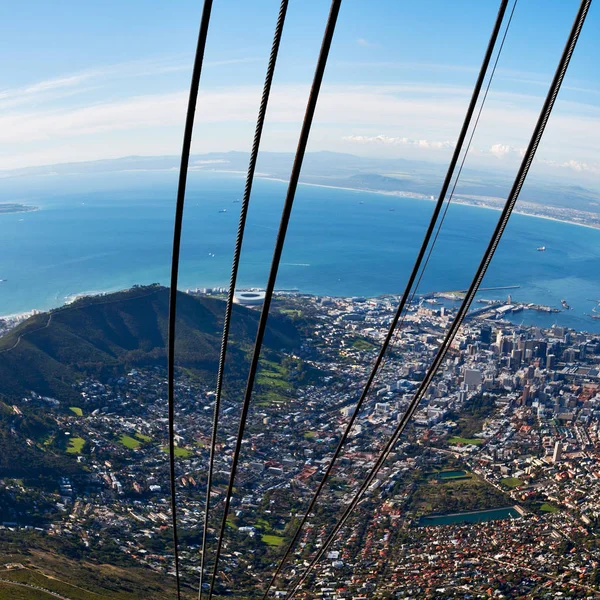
[0,285,299,402]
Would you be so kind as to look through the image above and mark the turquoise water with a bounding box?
[418,506,521,527]
[1,170,600,331]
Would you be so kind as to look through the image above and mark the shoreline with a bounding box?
[0,286,124,321]
[253,174,600,232]
[2,284,599,337]
[1,173,599,325]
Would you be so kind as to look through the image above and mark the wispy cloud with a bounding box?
[204,57,263,67]
[357,38,377,48]
[334,60,477,73]
[0,91,188,144]
[0,73,93,102]
[0,60,180,111]
[0,56,262,111]
[22,74,94,95]
[0,73,598,174]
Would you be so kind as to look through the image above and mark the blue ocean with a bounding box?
[1,170,600,332]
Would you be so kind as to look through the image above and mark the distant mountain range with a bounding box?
[3,151,599,216]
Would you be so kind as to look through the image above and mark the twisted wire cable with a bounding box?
[198,2,290,598]
[284,1,591,596]
[206,1,343,598]
[404,0,518,320]
[260,2,511,596]
[365,0,519,400]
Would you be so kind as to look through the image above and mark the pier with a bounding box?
[464,301,560,321]
[422,285,521,301]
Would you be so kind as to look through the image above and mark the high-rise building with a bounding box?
[480,325,492,345]
[463,368,483,389]
[553,441,562,463]
[375,402,390,415]
[510,348,522,369]
[496,330,504,350]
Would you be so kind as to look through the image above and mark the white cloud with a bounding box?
[344,134,455,150]
[489,144,513,158]
[194,159,230,165]
[563,159,597,172]
[538,158,600,174]
[489,144,525,159]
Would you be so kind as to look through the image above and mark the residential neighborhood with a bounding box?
[3,291,600,598]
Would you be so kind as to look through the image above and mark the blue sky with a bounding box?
[1,0,598,182]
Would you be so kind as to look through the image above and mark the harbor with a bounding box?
[465,300,561,321]
[422,286,564,321]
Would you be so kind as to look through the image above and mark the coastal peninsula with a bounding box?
[0,203,38,214]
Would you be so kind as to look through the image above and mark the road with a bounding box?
[0,286,162,355]
[0,577,74,600]
[0,313,53,353]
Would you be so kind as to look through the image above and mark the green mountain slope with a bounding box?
[0,285,299,402]
[0,285,299,478]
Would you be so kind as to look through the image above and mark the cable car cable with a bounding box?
[406,0,518,320]
[167,2,214,597]
[206,2,342,598]
[198,2,289,598]
[260,2,510,595]
[284,2,591,595]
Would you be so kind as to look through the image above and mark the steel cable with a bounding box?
[197,2,289,598]
[405,0,518,320]
[284,1,591,596]
[167,1,214,597]
[206,1,343,598]
[364,0,519,412]
[260,2,511,596]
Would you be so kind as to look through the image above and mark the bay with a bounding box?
[1,170,599,332]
